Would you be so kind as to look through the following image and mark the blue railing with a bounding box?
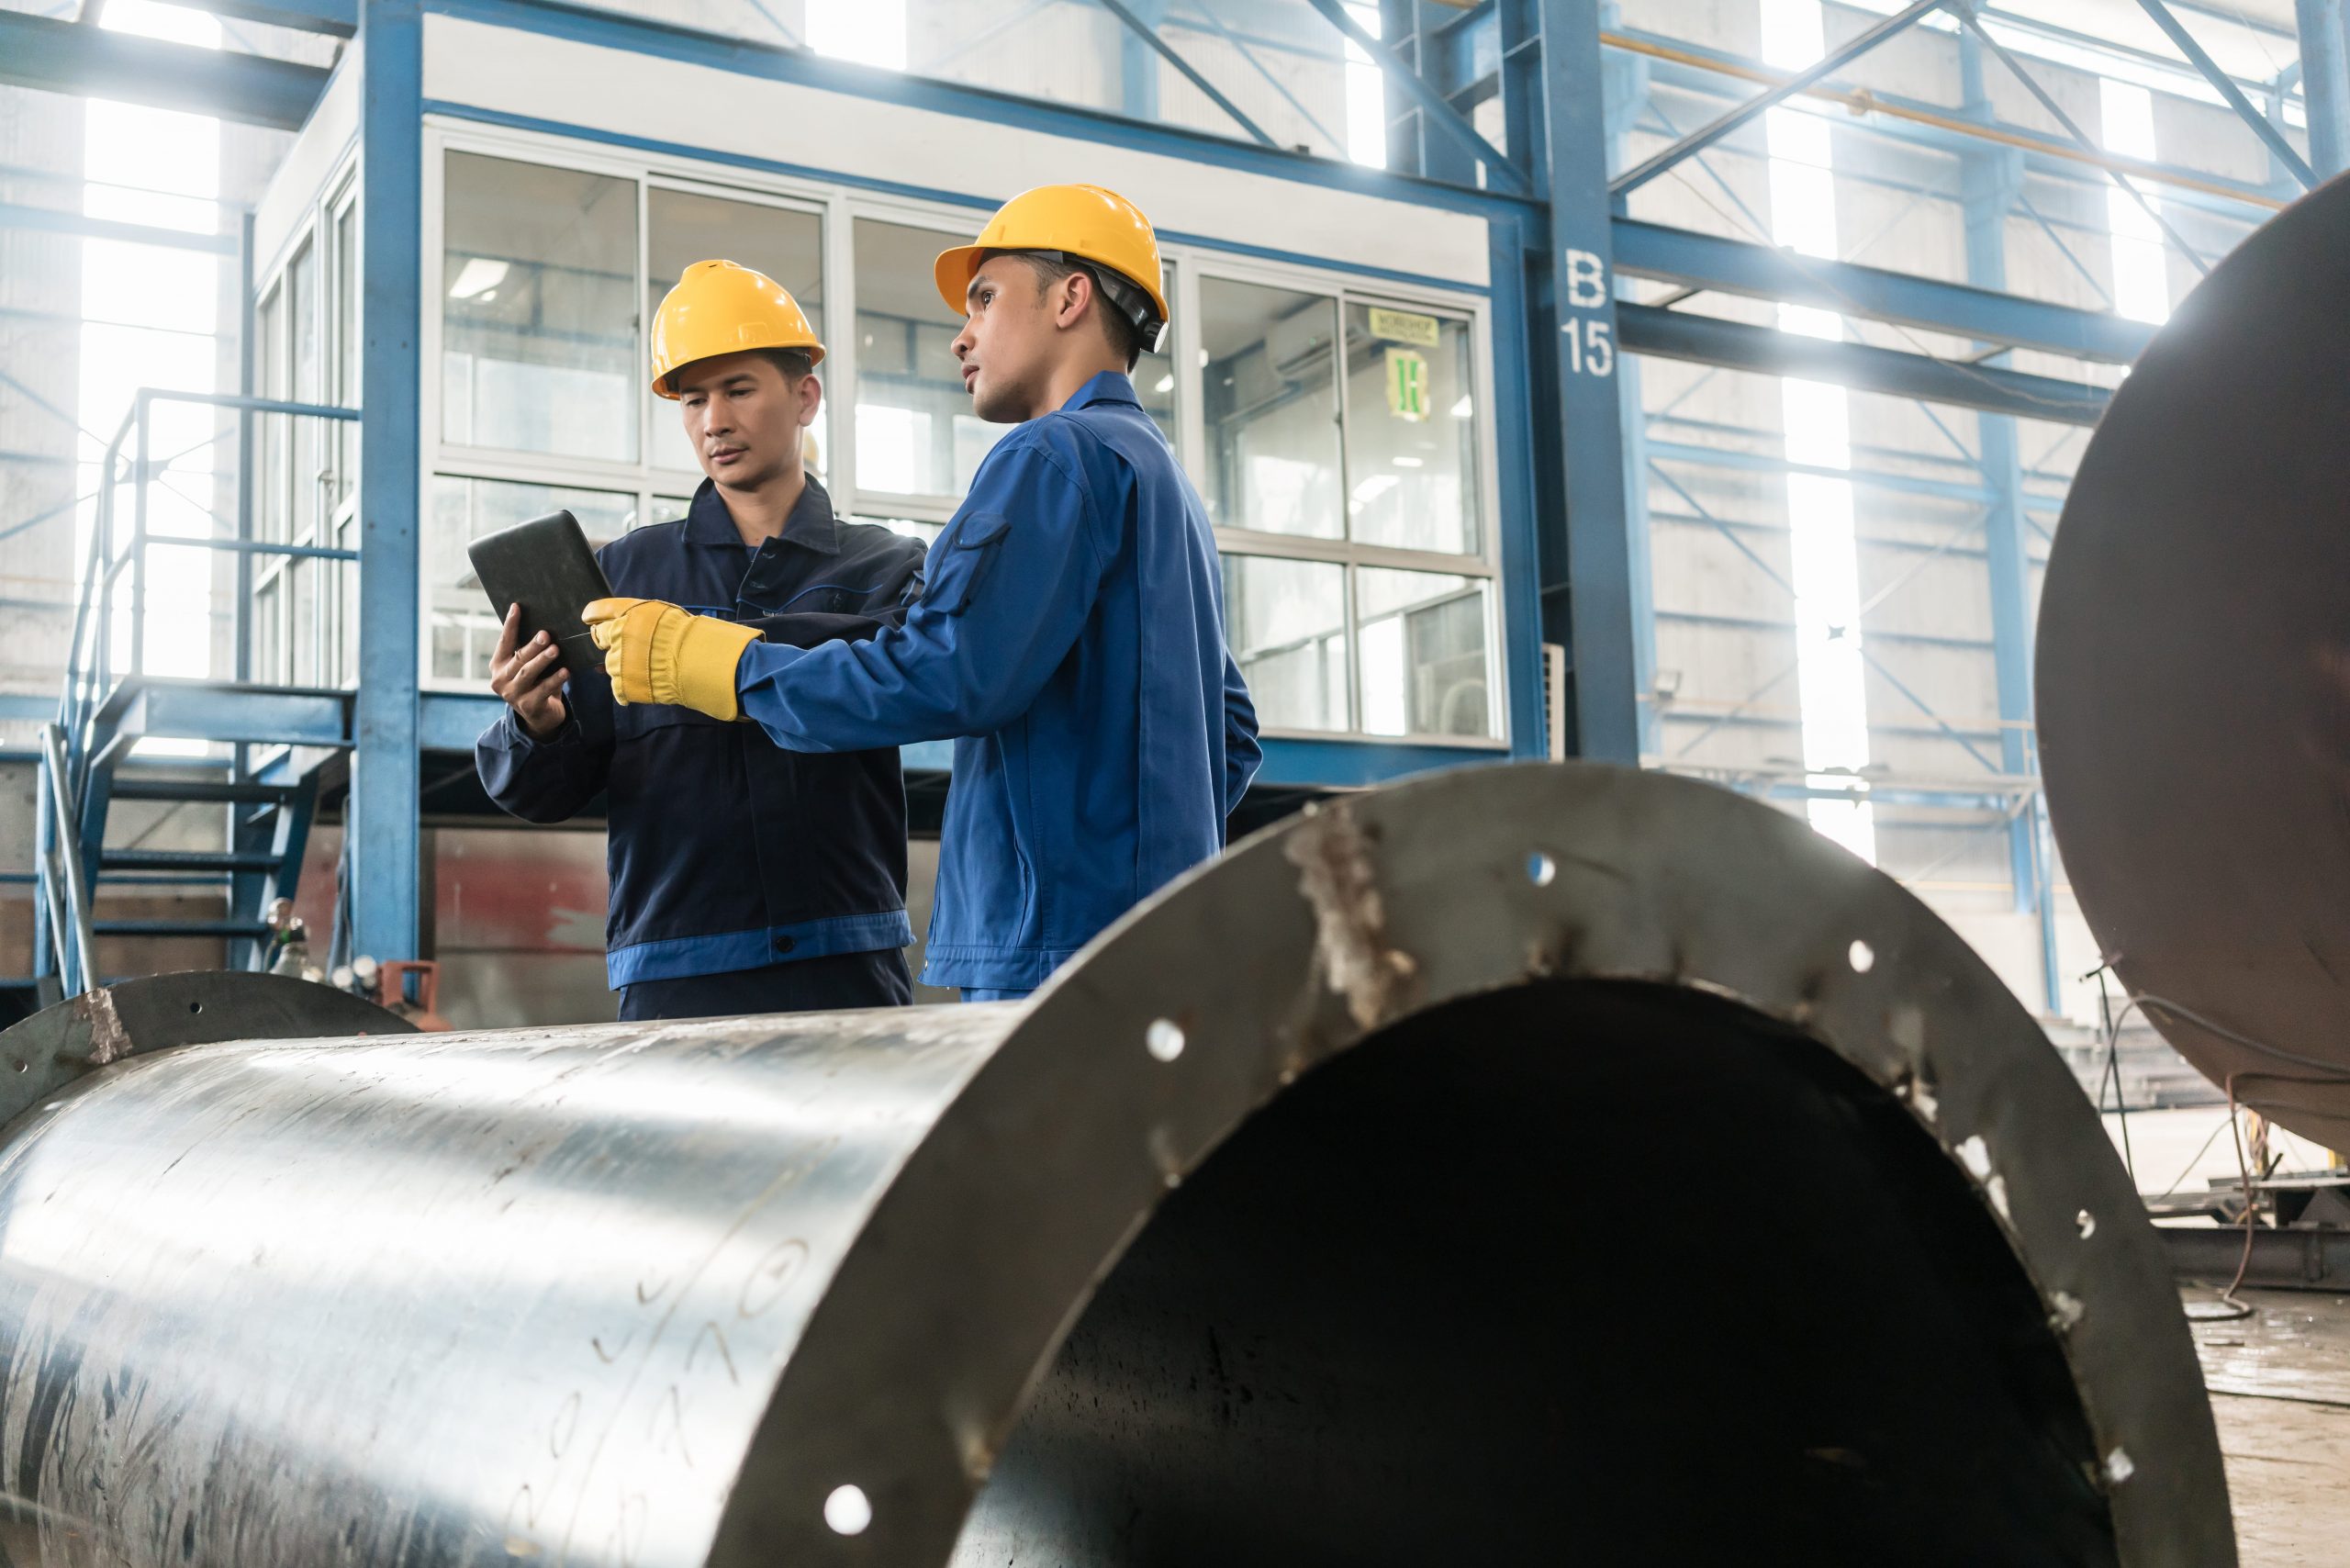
[36,387,362,997]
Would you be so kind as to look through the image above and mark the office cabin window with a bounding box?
[421,133,1502,747]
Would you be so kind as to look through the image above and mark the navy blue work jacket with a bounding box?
[734,372,1261,992]
[476,477,927,990]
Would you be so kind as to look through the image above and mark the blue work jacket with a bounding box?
[734,371,1261,992]
[475,477,926,990]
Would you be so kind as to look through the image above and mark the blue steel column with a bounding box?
[1537,0,1639,763]
[2300,0,2350,177]
[1115,0,1160,122]
[1602,8,1657,757]
[1961,30,2059,1014]
[352,0,423,963]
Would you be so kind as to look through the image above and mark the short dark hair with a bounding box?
[1014,253,1147,369]
[757,346,817,381]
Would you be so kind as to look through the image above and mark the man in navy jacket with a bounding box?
[587,186,1259,1001]
[478,263,925,1020]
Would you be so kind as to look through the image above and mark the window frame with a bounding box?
[413,118,1508,749]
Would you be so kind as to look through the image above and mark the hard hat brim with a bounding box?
[652,342,827,399]
[934,245,985,319]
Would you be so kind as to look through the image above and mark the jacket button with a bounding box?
[772,935,796,954]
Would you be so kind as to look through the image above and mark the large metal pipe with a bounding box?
[2037,173,2350,1150]
[0,766,2228,1565]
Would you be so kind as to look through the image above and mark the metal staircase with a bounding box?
[30,387,359,1002]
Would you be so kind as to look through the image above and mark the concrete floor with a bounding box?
[2182,1284,2350,1566]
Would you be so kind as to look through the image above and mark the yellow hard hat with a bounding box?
[649,259,824,398]
[933,184,1169,335]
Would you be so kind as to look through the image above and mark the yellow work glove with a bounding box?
[583,598,760,722]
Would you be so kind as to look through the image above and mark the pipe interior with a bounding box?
[952,980,2113,1568]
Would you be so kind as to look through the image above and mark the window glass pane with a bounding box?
[648,190,827,480]
[442,152,638,462]
[334,199,358,508]
[1343,302,1480,555]
[289,239,319,543]
[255,284,285,546]
[1201,277,1342,540]
[429,476,638,683]
[853,218,1007,498]
[1222,554,1347,732]
[1355,566,1492,738]
[653,494,694,528]
[1131,262,1177,447]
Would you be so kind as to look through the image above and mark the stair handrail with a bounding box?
[39,387,363,996]
[53,387,363,779]
[33,725,97,998]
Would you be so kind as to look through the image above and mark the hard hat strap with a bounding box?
[1016,250,1168,354]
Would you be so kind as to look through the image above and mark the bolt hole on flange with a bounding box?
[1848,940,1875,974]
[1145,1020,1186,1063]
[1527,852,1557,887]
[823,1484,871,1537]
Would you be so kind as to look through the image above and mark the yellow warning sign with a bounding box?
[1367,306,1440,347]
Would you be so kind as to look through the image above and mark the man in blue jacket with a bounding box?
[479,262,926,1020]
[588,185,1259,1001]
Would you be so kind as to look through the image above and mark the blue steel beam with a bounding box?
[0,200,238,255]
[1610,218,2154,364]
[1539,0,1640,763]
[352,0,423,964]
[1302,0,1533,193]
[1611,0,1949,195]
[2298,0,2350,176]
[1093,0,1281,148]
[2135,0,2318,188]
[0,9,329,129]
[1949,7,2215,275]
[1620,27,2280,221]
[1619,305,2109,425]
[182,0,356,36]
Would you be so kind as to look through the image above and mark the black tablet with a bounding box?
[466,510,615,675]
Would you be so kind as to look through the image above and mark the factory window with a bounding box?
[1204,270,1496,742]
[441,152,638,464]
[428,476,639,682]
[647,188,828,481]
[1201,276,1344,541]
[1341,302,1479,557]
[851,217,1009,507]
[1355,567,1493,738]
[1221,554,1349,733]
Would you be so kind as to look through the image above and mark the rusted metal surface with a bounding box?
[0,766,2229,1565]
[2037,174,2350,1151]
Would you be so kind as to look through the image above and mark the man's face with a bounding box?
[951,255,1059,425]
[673,351,821,489]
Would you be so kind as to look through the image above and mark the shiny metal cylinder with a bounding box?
[0,765,2230,1566]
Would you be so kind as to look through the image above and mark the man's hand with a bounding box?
[489,605,568,741]
[585,598,760,722]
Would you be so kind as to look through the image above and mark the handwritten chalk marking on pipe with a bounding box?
[824,1484,871,1536]
[1146,1020,1185,1063]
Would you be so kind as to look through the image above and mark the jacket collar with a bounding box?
[1060,370,1141,413]
[683,475,843,556]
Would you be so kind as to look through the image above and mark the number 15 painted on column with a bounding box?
[1561,247,1615,378]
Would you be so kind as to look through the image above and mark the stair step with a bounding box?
[92,918,274,939]
[109,778,299,806]
[99,848,285,874]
